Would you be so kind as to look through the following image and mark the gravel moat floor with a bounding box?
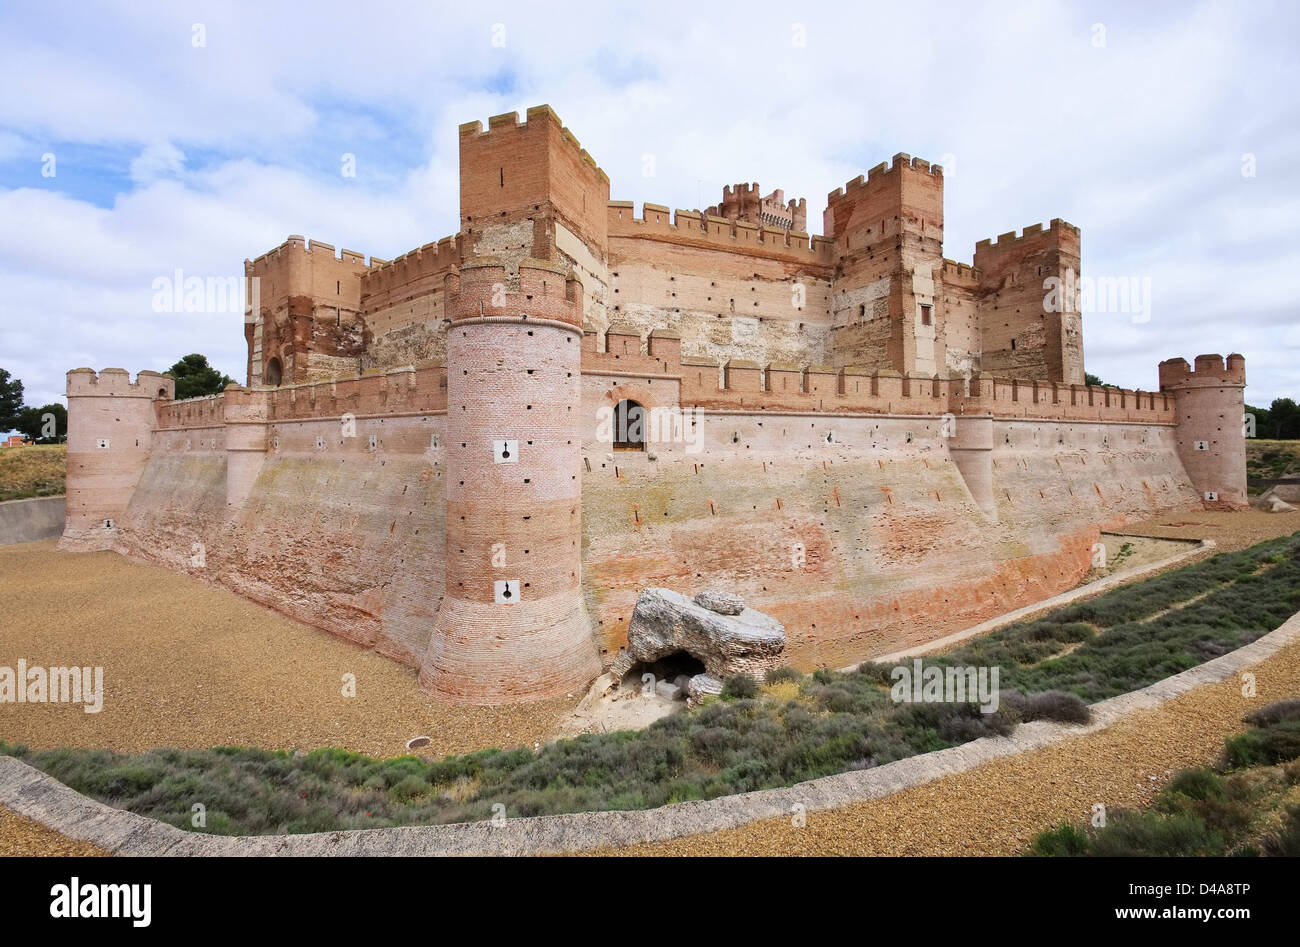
[0,540,576,759]
[1,510,1296,856]
[0,805,106,857]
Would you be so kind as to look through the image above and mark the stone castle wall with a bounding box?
[56,105,1251,703]
[62,346,1231,692]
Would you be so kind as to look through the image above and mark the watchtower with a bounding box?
[1159,353,1248,509]
[418,257,601,702]
[59,368,172,551]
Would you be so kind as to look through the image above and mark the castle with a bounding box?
[59,105,1248,704]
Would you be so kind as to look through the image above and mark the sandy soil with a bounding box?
[1083,533,1196,581]
[1119,507,1299,553]
[0,541,576,759]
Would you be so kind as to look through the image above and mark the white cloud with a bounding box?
[128,141,185,184]
[0,0,1297,411]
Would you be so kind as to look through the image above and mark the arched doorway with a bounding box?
[265,357,283,387]
[613,399,646,451]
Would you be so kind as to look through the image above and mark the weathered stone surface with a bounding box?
[687,674,724,699]
[626,587,785,683]
[694,588,745,615]
[1253,487,1298,513]
[609,651,635,678]
[654,680,682,701]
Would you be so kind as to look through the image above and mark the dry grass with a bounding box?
[0,444,66,501]
[1247,439,1300,482]
[761,680,802,701]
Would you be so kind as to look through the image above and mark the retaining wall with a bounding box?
[0,496,66,546]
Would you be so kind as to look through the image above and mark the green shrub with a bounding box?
[1001,690,1091,724]
[1030,823,1090,856]
[1261,805,1300,857]
[1224,720,1300,768]
[1086,810,1224,857]
[1244,699,1300,728]
[1164,767,1226,802]
[388,775,430,802]
[764,665,802,684]
[722,674,758,699]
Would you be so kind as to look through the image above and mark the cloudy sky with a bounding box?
[1,0,1297,415]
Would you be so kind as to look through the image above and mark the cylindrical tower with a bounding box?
[1159,353,1248,509]
[418,257,601,702]
[60,367,172,551]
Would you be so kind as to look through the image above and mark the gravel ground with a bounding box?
[0,541,575,759]
[601,634,1300,856]
[1,511,1295,856]
[1119,508,1299,553]
[0,803,106,856]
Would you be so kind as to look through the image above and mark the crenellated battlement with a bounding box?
[67,367,174,399]
[157,393,225,429]
[607,200,834,263]
[941,259,981,284]
[458,104,610,184]
[826,153,944,204]
[358,233,463,297]
[1158,353,1247,390]
[263,362,448,422]
[974,218,1080,254]
[444,256,583,327]
[247,235,380,271]
[579,325,1174,424]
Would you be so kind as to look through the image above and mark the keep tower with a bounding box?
[418,257,601,702]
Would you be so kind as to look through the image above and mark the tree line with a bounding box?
[1,355,234,443]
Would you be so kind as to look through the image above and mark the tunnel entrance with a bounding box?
[639,650,705,687]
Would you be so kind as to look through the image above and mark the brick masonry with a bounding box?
[58,104,1250,702]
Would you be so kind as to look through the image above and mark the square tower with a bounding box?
[973,219,1083,384]
[458,105,611,271]
[823,154,945,375]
